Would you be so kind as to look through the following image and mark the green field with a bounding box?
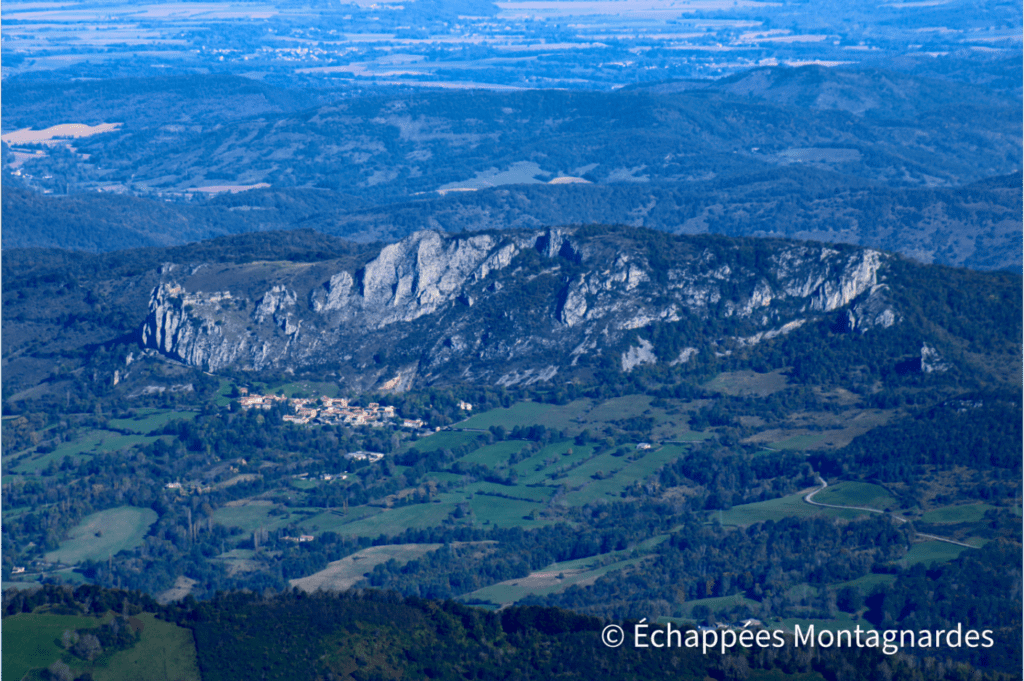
[456,402,556,430]
[465,555,649,607]
[107,409,196,434]
[562,446,688,506]
[705,369,790,397]
[718,492,867,527]
[91,612,201,681]
[900,541,972,566]
[2,611,201,681]
[212,501,306,535]
[920,503,997,524]
[406,430,483,453]
[813,482,898,511]
[458,440,530,468]
[771,433,829,451]
[291,543,444,592]
[298,505,383,534]
[514,442,595,485]
[45,506,158,565]
[326,502,459,538]
[15,431,160,473]
[834,573,897,594]
[468,495,550,529]
[469,483,556,503]
[267,381,341,399]
[2,612,104,680]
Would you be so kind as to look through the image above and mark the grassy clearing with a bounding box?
[458,440,529,467]
[107,409,196,434]
[406,430,482,453]
[515,443,594,486]
[814,482,898,510]
[291,544,443,592]
[469,482,556,503]
[2,612,105,680]
[771,433,829,451]
[91,612,201,681]
[704,369,790,397]
[456,402,555,430]
[834,573,897,594]
[45,507,158,565]
[900,541,971,566]
[15,431,160,473]
[468,495,551,529]
[553,443,689,506]
[328,502,458,538]
[718,492,867,527]
[465,555,649,607]
[268,381,340,399]
[920,503,997,524]
[212,501,297,535]
[299,506,383,534]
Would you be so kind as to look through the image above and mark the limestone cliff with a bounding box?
[138,226,899,390]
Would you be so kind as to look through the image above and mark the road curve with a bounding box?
[804,476,977,549]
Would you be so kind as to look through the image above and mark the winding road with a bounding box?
[804,476,977,549]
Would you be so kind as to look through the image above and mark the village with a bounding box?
[237,389,473,430]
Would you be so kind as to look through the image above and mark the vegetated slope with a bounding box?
[5,167,1021,270]
[0,74,331,131]
[629,64,1018,121]
[0,185,367,251]
[3,585,997,681]
[297,169,1023,270]
[0,230,380,397]
[14,64,1016,199]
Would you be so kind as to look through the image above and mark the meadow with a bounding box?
[813,482,898,511]
[291,543,443,592]
[920,503,997,524]
[1,610,201,681]
[718,491,867,527]
[106,408,196,434]
[45,506,158,565]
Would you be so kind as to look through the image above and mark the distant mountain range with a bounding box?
[3,64,1019,270]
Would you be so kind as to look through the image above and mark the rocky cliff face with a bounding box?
[138,226,898,390]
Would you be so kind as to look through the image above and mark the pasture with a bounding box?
[770,433,830,451]
[718,491,867,527]
[15,431,160,473]
[406,430,482,453]
[458,440,530,467]
[290,543,442,592]
[835,573,896,595]
[45,506,158,564]
[107,409,196,434]
[468,495,551,529]
[920,503,997,524]
[704,369,790,397]
[465,554,650,607]
[91,612,202,681]
[298,506,382,534]
[455,401,555,430]
[2,612,103,680]
[212,500,298,535]
[814,482,898,511]
[327,501,458,538]
[901,541,972,566]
